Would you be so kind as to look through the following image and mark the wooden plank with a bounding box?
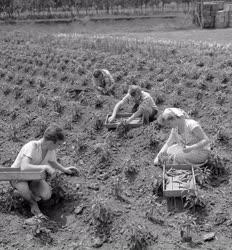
[0,168,44,172]
[0,169,46,181]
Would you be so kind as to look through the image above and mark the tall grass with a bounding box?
[54,33,232,57]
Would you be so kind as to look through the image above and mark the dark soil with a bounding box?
[0,30,232,250]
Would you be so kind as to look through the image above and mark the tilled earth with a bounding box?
[0,31,232,249]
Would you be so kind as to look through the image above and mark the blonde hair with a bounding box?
[158,108,189,125]
[128,85,142,97]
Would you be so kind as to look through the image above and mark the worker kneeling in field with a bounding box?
[108,85,158,124]
[154,108,210,166]
[93,69,116,96]
[10,125,77,217]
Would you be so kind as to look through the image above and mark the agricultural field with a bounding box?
[0,26,232,250]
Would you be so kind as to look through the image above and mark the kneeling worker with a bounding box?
[10,124,77,217]
[93,69,116,96]
[108,85,158,124]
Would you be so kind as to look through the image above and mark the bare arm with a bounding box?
[108,100,124,122]
[154,129,176,164]
[20,156,51,172]
[48,160,79,175]
[186,126,210,151]
[48,160,66,172]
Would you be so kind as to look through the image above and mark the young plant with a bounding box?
[93,114,104,131]
[116,120,129,138]
[71,103,82,122]
[124,223,158,250]
[182,190,206,213]
[95,95,104,109]
[37,94,47,108]
[91,197,113,240]
[123,157,139,182]
[24,90,33,104]
[52,96,64,114]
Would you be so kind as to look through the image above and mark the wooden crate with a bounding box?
[215,10,229,28]
[104,113,143,129]
[163,164,196,198]
[0,168,46,181]
[229,11,232,27]
[225,4,232,11]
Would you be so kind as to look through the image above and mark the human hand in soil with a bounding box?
[108,115,115,123]
[64,166,79,176]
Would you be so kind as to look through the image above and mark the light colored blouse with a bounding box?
[171,119,210,151]
[11,139,56,169]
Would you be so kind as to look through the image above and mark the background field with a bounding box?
[1,15,232,44]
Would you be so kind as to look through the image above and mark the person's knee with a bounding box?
[40,189,52,200]
[13,182,32,201]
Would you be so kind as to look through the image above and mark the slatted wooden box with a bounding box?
[163,164,196,198]
[104,113,143,129]
[0,168,46,181]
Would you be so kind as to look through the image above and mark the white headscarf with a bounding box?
[162,108,189,120]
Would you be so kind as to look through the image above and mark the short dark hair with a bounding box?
[128,85,142,97]
[93,69,102,78]
[43,125,65,143]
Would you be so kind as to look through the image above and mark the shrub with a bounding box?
[34,118,47,138]
[13,86,22,99]
[23,90,33,104]
[36,77,46,88]
[216,126,230,143]
[77,66,86,76]
[116,120,129,138]
[71,103,82,122]
[123,157,139,182]
[182,191,207,213]
[95,96,104,109]
[76,134,88,152]
[123,223,158,250]
[93,114,104,131]
[155,92,165,105]
[1,82,11,96]
[91,198,113,239]
[5,72,13,82]
[13,74,24,85]
[37,94,47,108]
[52,96,64,114]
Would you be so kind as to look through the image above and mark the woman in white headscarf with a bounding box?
[154,108,210,166]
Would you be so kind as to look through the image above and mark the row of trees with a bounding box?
[0,0,192,18]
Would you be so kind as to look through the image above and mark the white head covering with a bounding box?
[162,108,189,120]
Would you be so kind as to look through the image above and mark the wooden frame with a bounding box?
[163,164,197,198]
[104,113,144,129]
[0,168,46,181]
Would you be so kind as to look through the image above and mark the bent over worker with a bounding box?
[10,124,76,217]
[108,85,158,124]
[154,108,210,166]
[93,69,116,96]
